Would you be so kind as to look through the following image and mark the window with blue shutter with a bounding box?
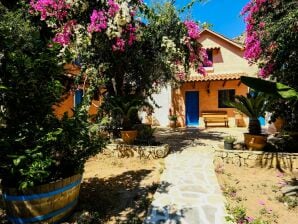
[74,89,83,107]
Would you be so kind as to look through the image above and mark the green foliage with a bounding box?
[223,135,237,143]
[168,114,178,121]
[241,76,298,131]
[226,93,267,134]
[0,3,105,189]
[225,204,270,224]
[102,95,152,131]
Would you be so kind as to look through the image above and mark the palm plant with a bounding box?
[227,93,267,135]
[105,96,152,131]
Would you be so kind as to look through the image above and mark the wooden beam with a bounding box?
[222,80,227,87]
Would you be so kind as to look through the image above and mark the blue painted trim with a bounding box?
[7,198,78,224]
[3,179,81,202]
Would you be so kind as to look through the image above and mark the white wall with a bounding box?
[150,85,171,127]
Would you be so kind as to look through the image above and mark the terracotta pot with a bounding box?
[244,133,267,151]
[169,120,177,128]
[274,117,285,132]
[2,174,82,223]
[121,130,138,144]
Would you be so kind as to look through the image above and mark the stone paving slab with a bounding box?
[145,147,227,224]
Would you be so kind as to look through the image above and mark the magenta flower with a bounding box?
[112,38,126,52]
[184,20,200,39]
[107,0,120,17]
[88,10,108,33]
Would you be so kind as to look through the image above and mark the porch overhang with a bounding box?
[183,72,246,82]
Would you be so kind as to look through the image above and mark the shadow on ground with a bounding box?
[155,127,227,153]
[72,169,159,223]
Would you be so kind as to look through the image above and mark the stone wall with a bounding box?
[214,149,298,172]
[103,143,170,159]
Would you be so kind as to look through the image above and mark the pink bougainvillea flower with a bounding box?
[258,200,266,205]
[184,20,200,39]
[30,0,70,21]
[53,20,76,45]
[107,0,120,17]
[87,10,108,33]
[112,37,126,52]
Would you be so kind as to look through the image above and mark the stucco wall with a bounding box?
[197,31,258,76]
[172,80,248,127]
[150,86,171,127]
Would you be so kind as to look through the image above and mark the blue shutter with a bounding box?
[74,89,83,107]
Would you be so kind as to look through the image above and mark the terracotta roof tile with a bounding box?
[184,72,246,82]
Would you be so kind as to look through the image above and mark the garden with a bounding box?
[0,0,298,223]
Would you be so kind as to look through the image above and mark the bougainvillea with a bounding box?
[27,0,211,117]
[242,0,298,131]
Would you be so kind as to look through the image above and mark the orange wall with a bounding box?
[172,80,248,127]
[53,92,100,119]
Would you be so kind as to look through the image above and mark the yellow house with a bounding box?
[172,29,258,127]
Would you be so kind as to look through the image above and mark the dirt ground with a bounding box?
[70,154,164,223]
[216,164,298,224]
[0,154,163,224]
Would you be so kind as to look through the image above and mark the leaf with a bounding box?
[13,156,25,166]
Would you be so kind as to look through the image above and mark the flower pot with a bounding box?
[224,141,234,150]
[121,130,138,144]
[244,133,267,151]
[2,174,82,224]
[169,120,177,128]
[273,117,285,132]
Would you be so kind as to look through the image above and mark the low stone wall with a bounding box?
[214,149,298,172]
[103,143,170,159]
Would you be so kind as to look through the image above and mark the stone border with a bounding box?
[103,143,170,159]
[214,149,298,172]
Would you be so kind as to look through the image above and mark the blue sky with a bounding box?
[145,0,249,39]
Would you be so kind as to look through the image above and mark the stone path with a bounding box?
[145,146,227,224]
[144,127,248,224]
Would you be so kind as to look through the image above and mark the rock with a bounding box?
[282,186,298,195]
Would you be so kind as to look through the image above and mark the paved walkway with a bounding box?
[145,128,241,224]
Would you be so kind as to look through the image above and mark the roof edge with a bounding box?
[200,29,245,50]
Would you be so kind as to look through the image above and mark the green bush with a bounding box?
[0,3,105,189]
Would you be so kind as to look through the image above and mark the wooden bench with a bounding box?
[201,111,229,128]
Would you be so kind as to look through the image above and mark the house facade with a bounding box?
[172,29,258,127]
[148,29,258,127]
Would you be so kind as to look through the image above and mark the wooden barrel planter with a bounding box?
[2,174,82,224]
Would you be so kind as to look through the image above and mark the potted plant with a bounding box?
[106,96,152,144]
[223,135,237,150]
[227,93,268,150]
[168,114,178,128]
[0,6,105,223]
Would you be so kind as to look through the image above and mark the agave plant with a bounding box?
[227,93,267,135]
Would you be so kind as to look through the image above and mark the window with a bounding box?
[203,49,213,67]
[207,49,213,62]
[218,89,235,108]
[74,89,83,107]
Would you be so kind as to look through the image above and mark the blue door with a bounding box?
[185,91,199,126]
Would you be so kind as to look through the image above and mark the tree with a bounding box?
[27,0,209,108]
[0,1,104,189]
[242,0,298,131]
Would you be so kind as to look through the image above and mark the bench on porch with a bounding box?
[201,111,229,128]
